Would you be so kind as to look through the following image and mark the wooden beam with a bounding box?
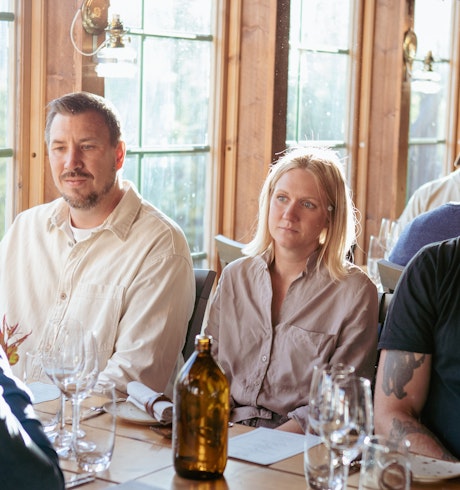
[44,0,83,203]
[354,0,375,265]
[363,0,408,250]
[232,0,278,242]
[271,0,289,162]
[221,0,243,239]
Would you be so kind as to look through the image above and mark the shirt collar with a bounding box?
[48,180,142,242]
[258,246,323,278]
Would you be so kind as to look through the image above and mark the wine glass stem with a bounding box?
[339,453,350,490]
[329,449,349,490]
[71,397,81,449]
[341,461,350,490]
[59,393,66,432]
[328,448,338,489]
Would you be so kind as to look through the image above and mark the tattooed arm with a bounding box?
[374,349,457,461]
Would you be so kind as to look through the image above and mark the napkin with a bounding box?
[27,382,60,404]
[409,453,460,482]
[126,381,173,424]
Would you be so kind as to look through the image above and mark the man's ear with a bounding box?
[115,141,126,170]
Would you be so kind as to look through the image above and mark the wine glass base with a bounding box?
[49,429,73,459]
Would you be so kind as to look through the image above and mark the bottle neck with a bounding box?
[195,335,212,354]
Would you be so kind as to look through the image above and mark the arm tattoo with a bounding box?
[390,418,458,461]
[382,351,425,399]
[390,418,428,441]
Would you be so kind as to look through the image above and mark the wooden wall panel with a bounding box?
[231,0,278,242]
[43,0,82,203]
[362,0,410,248]
[42,0,105,205]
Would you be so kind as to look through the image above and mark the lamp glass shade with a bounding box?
[95,45,137,78]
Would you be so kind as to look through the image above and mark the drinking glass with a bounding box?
[305,364,355,490]
[367,235,385,291]
[42,319,85,458]
[320,375,374,490]
[75,380,116,473]
[359,435,410,490]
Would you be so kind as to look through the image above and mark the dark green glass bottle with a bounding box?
[173,335,230,480]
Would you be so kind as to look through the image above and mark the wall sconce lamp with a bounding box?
[403,28,417,80]
[70,0,137,78]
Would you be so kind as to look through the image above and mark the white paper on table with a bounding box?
[228,427,312,465]
[27,382,60,404]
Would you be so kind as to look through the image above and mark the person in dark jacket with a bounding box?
[0,346,64,490]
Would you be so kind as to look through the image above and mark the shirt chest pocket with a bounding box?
[275,324,337,363]
[70,283,125,364]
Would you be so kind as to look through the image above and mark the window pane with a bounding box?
[108,0,211,36]
[141,38,210,146]
[0,1,14,238]
[410,63,449,140]
[0,157,10,237]
[407,144,445,197]
[140,153,208,254]
[293,0,351,47]
[143,0,212,32]
[287,51,349,143]
[0,12,13,148]
[0,0,11,10]
[414,0,452,59]
[287,0,353,149]
[105,2,214,260]
[106,0,142,30]
[104,47,141,148]
[407,0,453,199]
[122,154,140,184]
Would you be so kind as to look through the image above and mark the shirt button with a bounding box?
[60,292,67,300]
[262,355,267,362]
[68,241,74,247]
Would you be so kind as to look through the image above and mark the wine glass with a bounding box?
[378,218,393,251]
[41,319,85,458]
[69,331,99,451]
[367,235,385,291]
[386,220,402,258]
[319,375,374,490]
[308,364,355,433]
[305,364,355,490]
[23,350,61,434]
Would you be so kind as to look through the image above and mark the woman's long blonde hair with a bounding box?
[243,147,357,280]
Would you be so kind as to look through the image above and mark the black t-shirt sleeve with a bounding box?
[378,242,440,353]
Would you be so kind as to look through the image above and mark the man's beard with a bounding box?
[61,169,117,210]
[62,190,103,209]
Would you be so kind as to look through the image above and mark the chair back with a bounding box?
[377,259,404,292]
[378,291,393,329]
[374,291,394,393]
[182,269,217,361]
[215,234,245,269]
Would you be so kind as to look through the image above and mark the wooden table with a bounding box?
[36,401,460,489]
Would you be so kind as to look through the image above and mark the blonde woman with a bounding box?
[205,147,378,433]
